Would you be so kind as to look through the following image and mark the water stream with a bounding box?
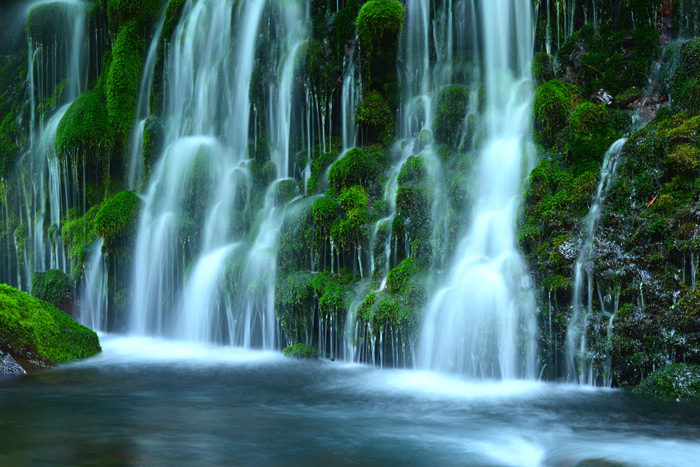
[418,0,537,379]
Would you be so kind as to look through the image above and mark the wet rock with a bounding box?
[0,349,26,375]
[591,89,614,107]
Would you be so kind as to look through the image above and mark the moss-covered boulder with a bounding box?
[356,91,395,145]
[282,343,318,359]
[434,86,469,148]
[31,269,72,313]
[55,89,111,156]
[328,148,381,193]
[635,363,700,402]
[0,284,101,372]
[356,0,404,89]
[94,190,141,243]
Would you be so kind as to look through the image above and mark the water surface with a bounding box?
[1,335,699,466]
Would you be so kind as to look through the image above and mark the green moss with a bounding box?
[62,205,100,278]
[161,0,187,42]
[356,0,404,90]
[635,363,700,402]
[0,284,101,371]
[31,269,71,308]
[397,156,425,185]
[532,51,554,86]
[667,39,700,114]
[434,86,469,148]
[55,89,111,156]
[337,185,369,211]
[106,20,145,145]
[356,91,395,145]
[356,0,403,56]
[107,0,162,32]
[666,145,700,175]
[282,343,318,359]
[317,275,349,318]
[94,190,141,242]
[328,148,381,193]
[568,102,629,174]
[275,270,314,342]
[312,196,339,234]
[142,116,164,175]
[533,80,573,148]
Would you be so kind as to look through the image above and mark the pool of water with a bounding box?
[1,335,699,466]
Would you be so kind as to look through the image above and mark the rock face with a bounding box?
[0,350,26,375]
[0,284,101,373]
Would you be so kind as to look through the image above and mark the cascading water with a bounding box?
[16,0,88,290]
[127,13,166,190]
[80,237,108,330]
[131,0,308,347]
[418,0,537,379]
[566,138,627,387]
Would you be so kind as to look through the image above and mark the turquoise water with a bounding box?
[1,335,699,466]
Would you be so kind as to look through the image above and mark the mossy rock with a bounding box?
[356,91,395,145]
[434,86,469,148]
[356,0,404,89]
[532,51,554,86]
[106,20,145,145]
[94,190,141,242]
[161,0,187,42]
[31,269,72,310]
[328,148,381,192]
[107,0,163,32]
[62,205,99,279]
[282,343,318,359]
[55,89,111,156]
[26,2,77,48]
[635,363,700,402]
[533,80,573,148]
[568,102,629,173]
[0,284,101,372]
[312,196,339,235]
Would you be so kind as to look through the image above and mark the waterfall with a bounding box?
[418,0,537,379]
[566,138,627,386]
[341,45,361,151]
[127,12,166,190]
[15,0,87,290]
[80,238,108,331]
[130,0,308,347]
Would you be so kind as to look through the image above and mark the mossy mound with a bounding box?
[0,284,101,372]
[31,269,72,310]
[55,89,111,156]
[356,91,395,145]
[434,86,469,148]
[328,148,381,193]
[356,0,404,89]
[635,363,700,402]
[282,343,318,359]
[94,191,141,242]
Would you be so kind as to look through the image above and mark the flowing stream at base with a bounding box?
[1,335,699,466]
